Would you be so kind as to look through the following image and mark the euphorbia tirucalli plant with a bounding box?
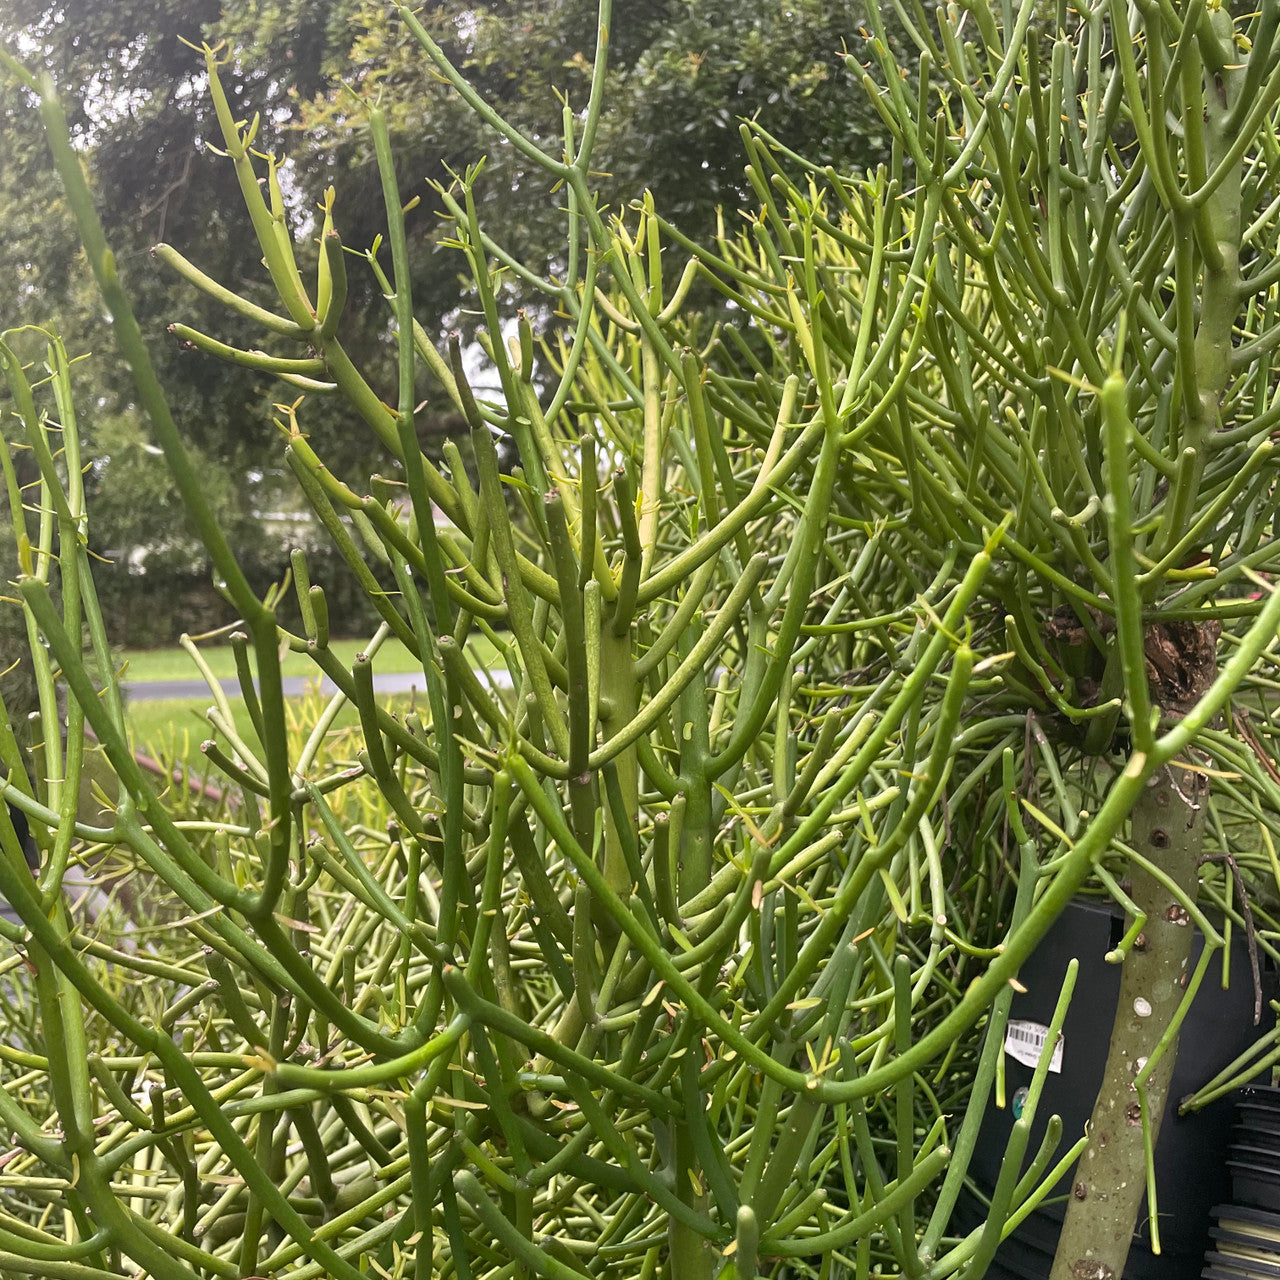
[4,2,1280,1280]
[686,0,1280,1275]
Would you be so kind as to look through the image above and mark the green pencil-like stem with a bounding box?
[1052,7,1243,1276]
[9,0,1280,1272]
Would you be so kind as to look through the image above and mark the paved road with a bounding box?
[123,669,513,701]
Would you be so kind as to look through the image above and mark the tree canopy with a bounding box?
[0,0,893,640]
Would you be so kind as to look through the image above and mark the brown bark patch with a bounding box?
[1142,619,1220,714]
[1070,1261,1114,1280]
[1043,610,1220,723]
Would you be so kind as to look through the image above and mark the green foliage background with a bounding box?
[0,0,896,647]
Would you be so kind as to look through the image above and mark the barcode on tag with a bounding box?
[1004,1020,1064,1073]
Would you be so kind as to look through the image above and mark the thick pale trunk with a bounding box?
[1048,761,1205,1280]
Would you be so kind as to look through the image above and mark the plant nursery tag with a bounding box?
[1004,1020,1064,1073]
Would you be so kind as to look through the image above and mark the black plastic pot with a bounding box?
[1211,1220,1280,1258]
[953,898,1277,1280]
[1204,1252,1280,1279]
[1235,1126,1280,1155]
[1231,1160,1280,1212]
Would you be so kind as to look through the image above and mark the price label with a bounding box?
[1004,1020,1064,1073]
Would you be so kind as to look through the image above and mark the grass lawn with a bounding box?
[113,629,504,768]
[118,633,501,684]
[117,632,505,774]
[127,689,428,777]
